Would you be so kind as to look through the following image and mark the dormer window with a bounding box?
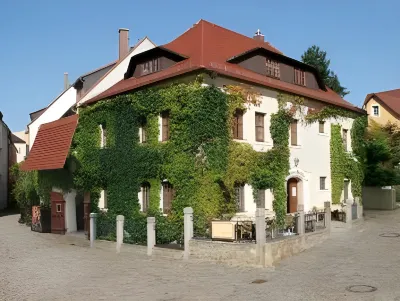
[141,59,159,75]
[294,69,306,86]
[266,59,280,79]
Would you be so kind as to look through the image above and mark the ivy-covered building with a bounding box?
[22,20,366,233]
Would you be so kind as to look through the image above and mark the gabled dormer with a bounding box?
[227,45,326,91]
[124,47,187,79]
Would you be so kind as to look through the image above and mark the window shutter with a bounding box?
[238,111,243,140]
[291,120,298,145]
[232,116,238,139]
[163,183,169,214]
[162,112,170,141]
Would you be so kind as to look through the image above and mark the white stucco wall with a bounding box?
[28,86,77,149]
[0,123,8,209]
[14,142,26,163]
[205,77,357,214]
[78,38,156,105]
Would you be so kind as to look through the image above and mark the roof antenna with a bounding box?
[253,29,264,42]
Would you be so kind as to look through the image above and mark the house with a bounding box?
[23,20,364,234]
[363,89,400,126]
[22,29,155,233]
[11,131,28,163]
[0,112,17,210]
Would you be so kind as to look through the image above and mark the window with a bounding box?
[290,120,298,146]
[256,189,265,208]
[139,118,147,143]
[162,182,175,214]
[266,59,280,78]
[161,111,170,141]
[320,177,327,190]
[234,184,245,212]
[100,124,107,148]
[142,58,159,75]
[294,69,306,86]
[141,182,150,212]
[372,105,379,117]
[319,121,325,133]
[100,190,108,209]
[342,129,348,151]
[56,204,62,212]
[232,109,243,140]
[255,113,265,142]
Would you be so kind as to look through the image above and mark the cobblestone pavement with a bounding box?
[1,210,400,301]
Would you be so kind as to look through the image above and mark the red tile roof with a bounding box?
[21,115,78,171]
[83,20,363,114]
[364,89,400,118]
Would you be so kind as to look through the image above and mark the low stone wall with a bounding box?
[190,230,329,267]
[362,187,397,210]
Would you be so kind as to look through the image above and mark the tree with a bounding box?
[301,45,349,97]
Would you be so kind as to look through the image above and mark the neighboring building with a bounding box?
[23,20,364,232]
[82,20,364,213]
[12,131,28,163]
[0,112,16,210]
[363,89,400,126]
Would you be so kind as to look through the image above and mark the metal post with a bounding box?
[255,207,266,266]
[147,217,156,256]
[296,204,305,236]
[324,201,331,232]
[183,207,193,260]
[89,213,98,248]
[116,215,125,253]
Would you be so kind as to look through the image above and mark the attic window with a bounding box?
[294,69,306,86]
[142,59,159,75]
[266,59,280,79]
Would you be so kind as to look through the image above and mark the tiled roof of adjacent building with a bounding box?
[83,20,363,114]
[364,89,400,118]
[21,114,78,171]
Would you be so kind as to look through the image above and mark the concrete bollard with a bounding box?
[183,207,193,260]
[255,208,266,266]
[89,213,98,248]
[147,217,156,256]
[116,215,125,253]
[345,199,353,225]
[296,204,305,236]
[324,202,331,232]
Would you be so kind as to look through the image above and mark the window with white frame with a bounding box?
[372,105,379,117]
[320,177,327,190]
[100,124,107,148]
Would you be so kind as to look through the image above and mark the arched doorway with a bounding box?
[287,178,299,213]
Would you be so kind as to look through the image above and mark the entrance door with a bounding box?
[287,178,298,213]
[75,193,84,231]
[51,192,66,234]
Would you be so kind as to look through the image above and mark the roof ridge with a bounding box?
[376,88,400,95]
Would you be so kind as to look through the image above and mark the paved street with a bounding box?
[1,210,400,301]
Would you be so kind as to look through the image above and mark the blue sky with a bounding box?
[1,0,399,131]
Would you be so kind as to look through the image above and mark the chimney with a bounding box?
[253,29,264,42]
[64,72,69,90]
[119,28,129,60]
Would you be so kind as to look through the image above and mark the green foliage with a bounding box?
[301,45,349,97]
[305,106,359,125]
[10,163,39,208]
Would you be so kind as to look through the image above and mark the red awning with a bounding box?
[21,115,78,171]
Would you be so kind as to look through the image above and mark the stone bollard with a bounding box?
[296,204,305,236]
[147,217,156,256]
[89,213,98,248]
[324,202,331,232]
[183,207,193,260]
[255,207,266,266]
[345,199,353,225]
[116,215,125,253]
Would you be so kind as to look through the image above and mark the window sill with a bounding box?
[318,133,329,137]
[318,189,330,192]
[233,139,248,143]
[290,145,302,149]
[254,141,273,146]
[100,208,108,213]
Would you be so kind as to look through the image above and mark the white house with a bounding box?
[11,131,28,163]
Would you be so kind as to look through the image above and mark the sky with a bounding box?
[1,0,399,131]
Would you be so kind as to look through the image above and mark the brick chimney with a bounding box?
[253,29,264,42]
[64,72,69,90]
[119,28,129,60]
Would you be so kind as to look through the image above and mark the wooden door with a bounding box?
[51,192,66,234]
[287,178,298,213]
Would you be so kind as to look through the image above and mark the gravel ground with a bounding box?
[1,209,400,301]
